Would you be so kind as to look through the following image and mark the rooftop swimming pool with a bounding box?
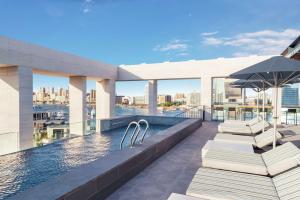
[0,123,171,200]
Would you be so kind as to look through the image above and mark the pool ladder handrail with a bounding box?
[131,119,149,146]
[120,121,140,150]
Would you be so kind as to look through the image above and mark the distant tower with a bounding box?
[282,86,299,106]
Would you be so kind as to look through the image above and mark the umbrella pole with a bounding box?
[262,82,265,133]
[257,91,259,122]
[273,86,278,149]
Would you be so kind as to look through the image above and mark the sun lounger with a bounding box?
[214,128,282,148]
[167,193,207,200]
[202,142,300,176]
[186,166,300,200]
[221,116,260,126]
[202,140,254,159]
[218,121,269,135]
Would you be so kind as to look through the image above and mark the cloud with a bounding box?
[177,52,189,57]
[153,40,189,52]
[201,31,218,36]
[202,29,300,56]
[83,8,90,13]
[202,37,223,45]
[82,0,93,13]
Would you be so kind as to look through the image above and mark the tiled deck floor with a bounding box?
[107,122,218,200]
[279,124,300,147]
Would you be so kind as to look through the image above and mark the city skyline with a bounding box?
[33,85,201,105]
[33,74,202,96]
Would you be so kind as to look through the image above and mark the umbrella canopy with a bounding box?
[230,79,300,90]
[229,56,300,149]
[229,56,300,87]
[230,80,271,91]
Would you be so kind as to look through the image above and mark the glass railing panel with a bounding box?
[33,120,97,147]
[211,105,274,122]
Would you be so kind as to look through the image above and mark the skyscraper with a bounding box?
[157,95,172,104]
[282,86,299,106]
[186,92,201,106]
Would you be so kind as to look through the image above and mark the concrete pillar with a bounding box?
[96,79,115,132]
[272,87,282,124]
[201,77,212,121]
[69,76,87,135]
[148,80,157,115]
[0,66,33,155]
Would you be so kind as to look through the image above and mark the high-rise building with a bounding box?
[187,92,201,106]
[174,93,185,99]
[90,89,96,103]
[115,96,124,104]
[157,95,172,104]
[213,78,224,103]
[173,93,186,103]
[133,96,145,105]
[282,86,299,106]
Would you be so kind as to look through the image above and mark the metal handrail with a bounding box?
[131,119,149,146]
[140,119,149,143]
[120,121,140,149]
[174,105,203,118]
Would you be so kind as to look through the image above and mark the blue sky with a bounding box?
[1,0,300,95]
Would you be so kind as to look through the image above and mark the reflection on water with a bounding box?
[0,124,170,200]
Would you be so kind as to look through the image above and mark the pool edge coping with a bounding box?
[7,118,202,200]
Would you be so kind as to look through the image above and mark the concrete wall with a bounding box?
[69,76,87,135]
[117,55,274,121]
[147,80,157,115]
[117,56,272,80]
[96,79,116,131]
[0,37,117,154]
[0,66,33,154]
[0,36,117,79]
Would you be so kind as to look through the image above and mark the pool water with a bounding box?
[0,124,171,200]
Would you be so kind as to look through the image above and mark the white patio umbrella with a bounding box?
[229,56,300,148]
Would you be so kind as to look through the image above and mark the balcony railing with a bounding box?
[174,106,203,119]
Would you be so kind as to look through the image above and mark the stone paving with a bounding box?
[107,122,218,200]
[279,124,300,147]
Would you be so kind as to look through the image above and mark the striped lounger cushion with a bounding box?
[218,121,269,135]
[214,134,256,146]
[203,142,300,176]
[214,128,282,148]
[202,149,268,175]
[262,142,300,176]
[273,167,300,200]
[254,128,282,148]
[218,125,253,135]
[186,167,300,200]
[186,167,279,200]
[220,117,259,126]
